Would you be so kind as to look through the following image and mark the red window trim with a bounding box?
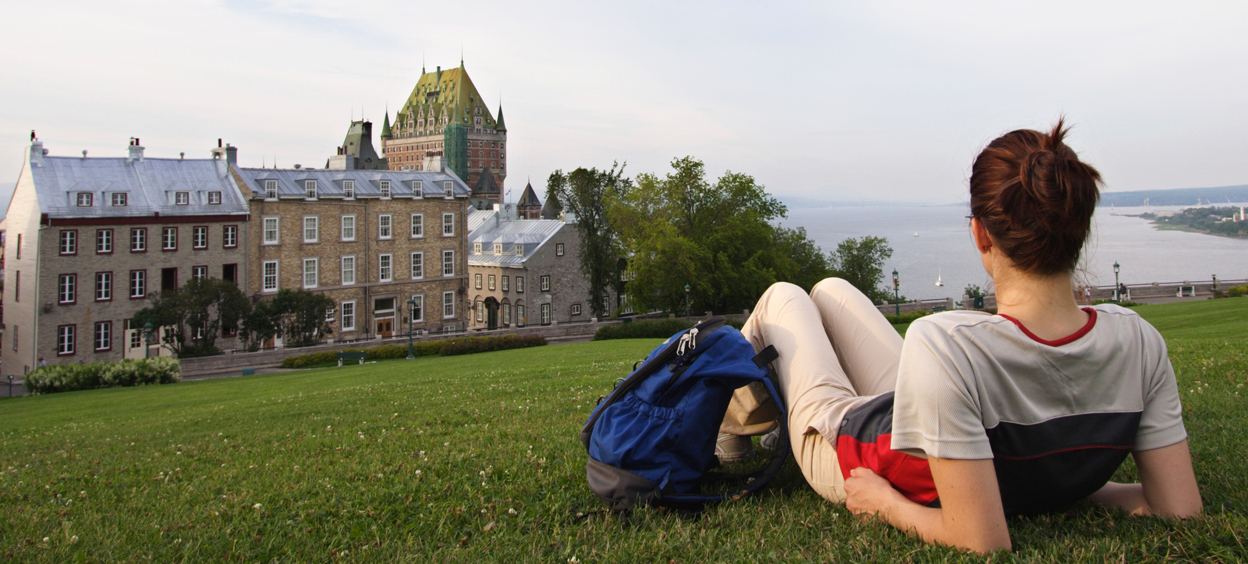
[130,227,147,253]
[57,273,77,305]
[192,225,209,250]
[95,271,114,302]
[998,308,1098,347]
[162,226,178,252]
[94,320,113,352]
[129,269,147,299]
[223,224,239,248]
[192,265,209,280]
[96,228,114,255]
[57,324,77,356]
[59,229,78,256]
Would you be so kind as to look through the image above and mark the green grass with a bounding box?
[1,301,1247,562]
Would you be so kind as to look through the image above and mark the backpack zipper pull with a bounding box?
[676,328,699,357]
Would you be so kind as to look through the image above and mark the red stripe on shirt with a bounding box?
[998,308,1097,347]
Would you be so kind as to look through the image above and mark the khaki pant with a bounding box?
[729,278,903,502]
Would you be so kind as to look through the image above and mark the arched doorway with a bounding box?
[484,297,500,330]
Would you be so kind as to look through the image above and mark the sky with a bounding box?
[1,1,1246,205]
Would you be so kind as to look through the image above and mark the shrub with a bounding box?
[594,318,749,341]
[882,310,933,325]
[440,335,547,356]
[25,357,181,395]
[1228,285,1248,298]
[280,334,546,368]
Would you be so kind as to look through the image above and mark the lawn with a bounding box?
[1,300,1246,562]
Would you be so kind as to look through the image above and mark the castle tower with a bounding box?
[517,182,542,219]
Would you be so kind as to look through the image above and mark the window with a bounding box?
[12,325,17,352]
[515,244,524,256]
[343,180,354,199]
[541,275,551,292]
[341,301,356,331]
[192,265,207,280]
[442,250,455,276]
[14,271,18,302]
[111,193,128,207]
[380,181,391,199]
[129,322,142,349]
[58,325,75,356]
[223,264,237,284]
[193,226,208,249]
[264,179,278,199]
[130,270,146,298]
[208,191,222,205]
[516,276,524,293]
[303,258,318,288]
[175,191,189,205]
[95,272,112,301]
[341,215,356,241]
[96,229,113,254]
[162,227,177,250]
[503,303,511,325]
[378,215,392,239]
[59,230,77,255]
[263,261,278,292]
[517,304,526,326]
[341,256,356,285]
[475,273,482,289]
[94,322,112,352]
[77,192,93,207]
[556,243,565,256]
[410,252,423,279]
[303,216,319,243]
[442,213,455,236]
[572,304,582,316]
[541,303,552,325]
[502,276,509,292]
[379,254,392,282]
[411,295,424,322]
[410,214,423,238]
[488,274,496,291]
[443,291,455,318]
[305,180,317,199]
[443,181,453,197]
[476,300,483,322]
[474,243,482,254]
[15,234,19,259]
[131,228,146,252]
[223,225,238,248]
[493,243,502,254]
[58,274,76,304]
[412,180,422,197]
[263,217,279,244]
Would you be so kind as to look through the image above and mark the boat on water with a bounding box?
[913,232,919,237]
[935,267,944,287]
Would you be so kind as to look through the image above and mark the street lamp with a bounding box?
[684,284,691,323]
[1213,274,1218,293]
[1113,261,1121,302]
[892,269,900,316]
[6,375,12,397]
[406,297,417,360]
[143,322,154,359]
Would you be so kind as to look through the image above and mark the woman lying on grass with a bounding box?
[736,120,1202,554]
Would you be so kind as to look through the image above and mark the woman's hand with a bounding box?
[845,467,906,519]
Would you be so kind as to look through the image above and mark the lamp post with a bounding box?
[892,269,900,316]
[1113,262,1121,302]
[684,284,691,323]
[1213,274,1218,294]
[143,322,154,359]
[6,375,12,397]
[406,297,416,360]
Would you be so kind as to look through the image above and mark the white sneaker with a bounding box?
[715,432,754,464]
[759,427,783,452]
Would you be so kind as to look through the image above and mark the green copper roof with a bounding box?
[495,105,506,132]
[380,111,392,139]
[393,66,499,134]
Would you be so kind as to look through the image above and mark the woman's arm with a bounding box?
[844,458,1010,555]
[1086,440,1202,518]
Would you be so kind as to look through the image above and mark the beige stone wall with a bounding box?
[2,153,44,375]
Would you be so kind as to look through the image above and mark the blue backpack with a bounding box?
[580,317,788,511]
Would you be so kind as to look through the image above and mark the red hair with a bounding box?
[970,118,1103,275]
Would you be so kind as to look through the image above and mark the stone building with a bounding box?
[516,182,542,220]
[380,61,507,206]
[466,206,610,329]
[230,165,472,341]
[1,136,250,372]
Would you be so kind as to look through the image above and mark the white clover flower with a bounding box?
[508,508,517,515]
[415,470,422,476]
[70,535,79,544]
[253,503,262,510]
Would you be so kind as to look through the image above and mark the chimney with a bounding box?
[29,139,44,166]
[127,137,144,163]
[224,143,237,165]
[424,154,444,173]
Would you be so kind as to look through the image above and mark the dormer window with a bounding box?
[443,181,453,198]
[76,193,93,207]
[493,243,503,254]
[264,179,278,199]
[111,193,127,207]
[305,180,317,200]
[343,180,355,199]
[514,244,523,256]
[175,192,190,206]
[207,191,222,205]
[412,180,422,198]
[380,181,391,199]
[473,243,482,253]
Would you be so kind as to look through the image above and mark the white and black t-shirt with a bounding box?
[889,304,1186,515]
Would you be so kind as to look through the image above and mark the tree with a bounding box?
[546,164,631,318]
[240,299,280,352]
[828,236,894,304]
[133,277,250,357]
[609,156,826,314]
[271,289,336,348]
[964,284,985,298]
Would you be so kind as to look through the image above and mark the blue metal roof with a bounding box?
[232,167,471,200]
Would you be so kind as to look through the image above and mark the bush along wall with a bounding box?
[592,317,745,341]
[25,357,181,395]
[281,334,548,368]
